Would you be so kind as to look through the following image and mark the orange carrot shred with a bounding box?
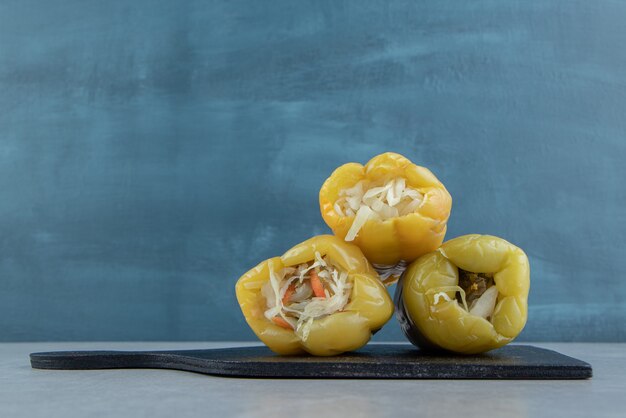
[310,270,326,298]
[282,283,296,305]
[272,316,293,329]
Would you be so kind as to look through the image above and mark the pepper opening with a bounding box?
[261,252,352,341]
[334,177,424,241]
[456,269,499,321]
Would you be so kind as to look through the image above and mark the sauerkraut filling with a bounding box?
[456,270,498,321]
[334,178,423,241]
[262,252,352,341]
[428,270,499,321]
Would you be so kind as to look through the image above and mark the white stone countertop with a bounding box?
[1,342,622,418]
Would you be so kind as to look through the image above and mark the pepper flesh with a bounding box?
[395,234,530,354]
[236,235,394,356]
[319,152,452,266]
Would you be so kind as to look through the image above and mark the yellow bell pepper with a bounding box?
[235,235,393,356]
[395,234,530,354]
[319,152,452,267]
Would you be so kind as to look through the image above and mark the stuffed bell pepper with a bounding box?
[236,235,393,356]
[395,234,530,354]
[319,152,452,277]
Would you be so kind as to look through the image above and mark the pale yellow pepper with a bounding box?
[235,235,393,356]
[395,234,530,354]
[319,152,452,266]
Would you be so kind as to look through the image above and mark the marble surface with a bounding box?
[1,342,622,418]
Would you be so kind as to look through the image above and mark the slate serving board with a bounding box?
[30,344,591,379]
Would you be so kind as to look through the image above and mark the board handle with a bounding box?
[30,350,165,370]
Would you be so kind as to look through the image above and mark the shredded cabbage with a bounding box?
[426,284,499,321]
[335,178,423,241]
[262,252,352,341]
[426,286,469,312]
[469,286,499,319]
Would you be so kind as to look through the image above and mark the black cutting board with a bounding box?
[30,344,591,379]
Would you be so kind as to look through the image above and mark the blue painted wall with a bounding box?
[1,0,625,342]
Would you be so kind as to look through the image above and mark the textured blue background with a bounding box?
[1,0,625,342]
